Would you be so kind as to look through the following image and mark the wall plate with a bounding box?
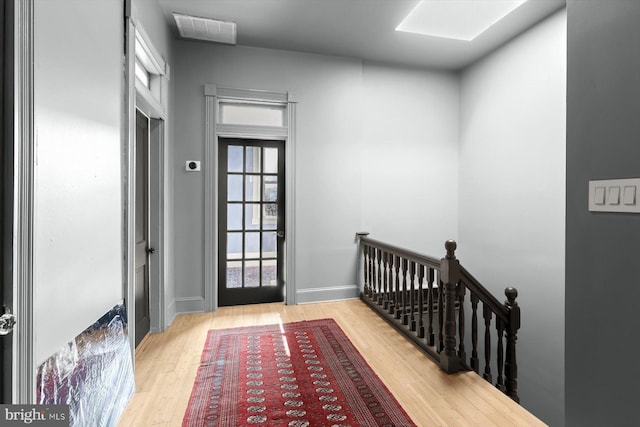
[185,160,200,172]
[589,178,640,213]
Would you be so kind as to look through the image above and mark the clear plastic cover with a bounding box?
[36,301,134,427]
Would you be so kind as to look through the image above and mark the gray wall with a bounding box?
[173,44,364,308]
[459,9,566,426]
[33,0,124,365]
[171,43,460,308]
[566,1,640,425]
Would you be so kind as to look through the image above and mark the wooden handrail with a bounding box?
[360,236,441,269]
[459,265,508,323]
[356,234,521,403]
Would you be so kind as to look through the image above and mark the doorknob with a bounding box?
[277,231,285,238]
[0,306,16,336]
[147,247,155,254]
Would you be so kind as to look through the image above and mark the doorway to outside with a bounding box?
[218,138,285,306]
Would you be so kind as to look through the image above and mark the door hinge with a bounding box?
[0,306,16,336]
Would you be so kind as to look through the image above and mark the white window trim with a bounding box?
[134,25,164,77]
[132,18,166,117]
[135,59,150,89]
[204,84,298,311]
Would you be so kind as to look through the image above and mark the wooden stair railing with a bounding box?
[356,233,521,403]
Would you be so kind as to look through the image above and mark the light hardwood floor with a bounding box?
[117,299,546,426]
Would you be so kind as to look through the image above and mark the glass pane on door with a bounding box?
[262,260,277,287]
[264,148,278,173]
[228,145,243,172]
[226,261,242,288]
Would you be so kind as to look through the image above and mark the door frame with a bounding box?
[13,0,34,403]
[124,10,169,359]
[204,84,297,311]
[133,101,165,338]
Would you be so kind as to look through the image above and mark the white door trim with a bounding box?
[13,0,35,403]
[204,84,297,311]
[124,17,136,362]
[148,117,165,334]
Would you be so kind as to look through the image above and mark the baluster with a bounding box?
[496,318,506,393]
[367,246,373,296]
[398,259,408,323]
[388,256,393,314]
[382,252,390,309]
[417,264,425,338]
[367,246,374,298]
[408,261,416,330]
[483,303,493,383]
[437,272,444,352]
[394,255,402,319]
[505,287,520,403]
[392,254,400,316]
[376,249,383,302]
[427,267,435,346]
[470,293,480,373]
[372,246,378,299]
[457,284,466,362]
[362,244,369,295]
[396,257,407,321]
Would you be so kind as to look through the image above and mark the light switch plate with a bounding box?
[589,178,640,213]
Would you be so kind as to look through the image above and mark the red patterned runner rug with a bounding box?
[183,318,416,427]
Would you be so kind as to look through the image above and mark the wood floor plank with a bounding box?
[117,299,546,426]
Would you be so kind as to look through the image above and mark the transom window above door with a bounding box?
[218,101,286,127]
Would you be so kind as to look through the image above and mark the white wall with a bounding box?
[33,0,124,364]
[459,9,566,426]
[362,63,459,255]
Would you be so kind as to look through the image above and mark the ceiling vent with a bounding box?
[173,13,237,45]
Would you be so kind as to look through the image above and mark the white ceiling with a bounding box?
[157,0,566,70]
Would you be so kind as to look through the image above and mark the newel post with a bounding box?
[504,287,520,403]
[439,240,464,373]
[355,232,370,296]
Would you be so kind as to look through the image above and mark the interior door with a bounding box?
[218,138,285,306]
[134,109,150,346]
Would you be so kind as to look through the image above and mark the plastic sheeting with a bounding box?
[36,301,134,427]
